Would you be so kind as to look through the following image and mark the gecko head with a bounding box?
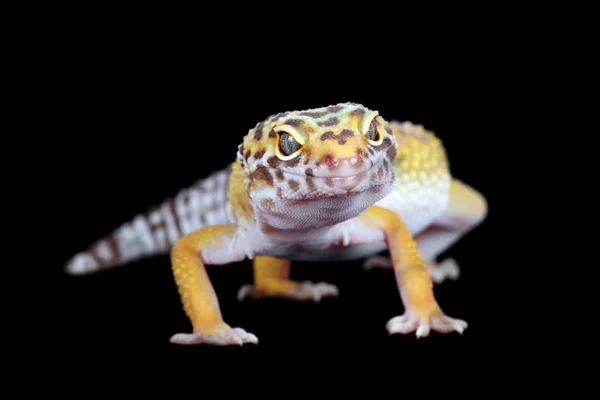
[237,102,399,231]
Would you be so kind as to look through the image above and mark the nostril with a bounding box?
[325,154,336,168]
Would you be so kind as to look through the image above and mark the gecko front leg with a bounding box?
[363,179,487,285]
[169,224,258,346]
[360,206,467,338]
[238,256,339,302]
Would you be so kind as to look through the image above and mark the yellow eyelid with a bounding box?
[273,125,306,145]
[360,111,379,134]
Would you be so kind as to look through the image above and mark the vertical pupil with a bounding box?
[280,133,299,155]
[367,121,378,140]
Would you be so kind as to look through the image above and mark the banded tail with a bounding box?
[64,167,232,275]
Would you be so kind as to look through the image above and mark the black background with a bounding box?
[44,40,512,373]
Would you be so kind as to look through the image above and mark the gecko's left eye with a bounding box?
[365,119,382,145]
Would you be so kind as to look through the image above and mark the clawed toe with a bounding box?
[170,326,258,346]
[237,281,339,302]
[428,258,460,284]
[363,256,394,270]
[293,281,339,302]
[386,311,468,338]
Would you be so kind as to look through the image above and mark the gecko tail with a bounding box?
[64,167,232,276]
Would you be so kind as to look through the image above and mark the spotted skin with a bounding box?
[64,102,487,346]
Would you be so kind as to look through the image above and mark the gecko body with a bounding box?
[65,102,487,346]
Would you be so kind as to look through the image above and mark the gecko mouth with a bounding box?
[282,161,375,192]
[320,171,369,190]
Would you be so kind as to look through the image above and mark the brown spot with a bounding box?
[299,110,329,118]
[327,105,344,113]
[277,188,283,198]
[284,118,303,127]
[275,169,284,181]
[350,108,365,116]
[306,177,316,191]
[304,158,310,165]
[254,149,266,159]
[377,165,385,178]
[376,137,392,151]
[267,156,281,168]
[268,129,277,138]
[244,150,251,160]
[284,157,300,168]
[305,168,314,176]
[321,131,334,140]
[289,180,299,191]
[318,117,339,127]
[367,147,375,155]
[252,166,274,186]
[261,198,274,210]
[325,178,334,188]
[386,145,397,160]
[383,160,390,174]
[254,122,264,140]
[321,129,354,145]
[270,112,289,122]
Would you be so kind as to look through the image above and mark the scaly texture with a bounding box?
[64,102,488,346]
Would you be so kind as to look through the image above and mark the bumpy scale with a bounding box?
[64,102,488,346]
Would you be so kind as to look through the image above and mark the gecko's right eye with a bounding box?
[276,132,302,160]
[279,133,300,155]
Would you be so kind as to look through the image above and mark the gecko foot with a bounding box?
[363,255,393,270]
[386,309,468,338]
[363,256,460,284]
[238,281,339,302]
[170,325,258,346]
[428,258,460,284]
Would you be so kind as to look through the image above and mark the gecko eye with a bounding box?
[277,132,302,158]
[365,119,382,144]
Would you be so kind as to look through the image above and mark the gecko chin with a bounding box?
[257,184,392,232]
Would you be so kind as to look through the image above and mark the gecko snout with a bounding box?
[314,155,372,191]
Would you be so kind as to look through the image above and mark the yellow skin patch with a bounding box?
[167,102,477,345]
[390,121,449,184]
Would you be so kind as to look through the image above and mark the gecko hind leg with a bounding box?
[363,178,487,283]
[365,256,460,284]
[238,256,339,302]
